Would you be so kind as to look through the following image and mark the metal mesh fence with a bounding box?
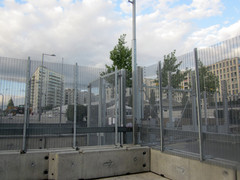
[0,35,240,166]
[0,56,105,150]
[140,35,240,164]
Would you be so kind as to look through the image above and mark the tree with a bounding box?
[101,34,132,87]
[198,61,219,93]
[7,97,14,109]
[161,50,189,88]
[66,105,87,123]
[149,89,157,118]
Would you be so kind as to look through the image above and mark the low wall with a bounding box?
[151,148,239,180]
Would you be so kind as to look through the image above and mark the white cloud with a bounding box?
[0,0,239,68]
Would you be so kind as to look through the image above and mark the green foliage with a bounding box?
[161,50,189,88]
[101,34,132,87]
[149,89,156,106]
[198,61,219,93]
[7,97,14,109]
[66,105,87,122]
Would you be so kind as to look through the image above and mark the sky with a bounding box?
[0,0,240,68]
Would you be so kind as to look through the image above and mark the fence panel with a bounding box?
[0,57,27,150]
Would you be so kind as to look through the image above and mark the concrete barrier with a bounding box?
[0,150,49,180]
[48,145,150,180]
[151,149,237,180]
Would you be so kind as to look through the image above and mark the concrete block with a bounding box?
[0,150,49,180]
[237,169,240,180]
[151,149,236,180]
[49,146,150,180]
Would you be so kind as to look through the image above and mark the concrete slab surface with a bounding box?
[99,172,169,180]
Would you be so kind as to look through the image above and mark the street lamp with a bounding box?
[0,93,4,120]
[39,53,56,121]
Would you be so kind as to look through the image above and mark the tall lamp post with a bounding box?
[128,0,138,144]
[0,93,4,120]
[38,53,56,121]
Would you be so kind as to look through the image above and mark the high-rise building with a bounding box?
[207,57,240,101]
[30,66,64,113]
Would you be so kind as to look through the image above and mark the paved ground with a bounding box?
[99,172,169,180]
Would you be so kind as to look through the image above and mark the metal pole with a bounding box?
[39,54,44,121]
[102,79,106,145]
[194,48,204,161]
[60,58,63,126]
[87,84,91,146]
[191,73,197,131]
[114,68,118,146]
[73,63,78,148]
[120,69,126,145]
[168,72,173,128]
[0,93,3,121]
[222,80,229,134]
[98,77,103,146]
[22,56,31,152]
[203,91,207,131]
[215,91,219,132]
[158,62,164,152]
[129,0,137,144]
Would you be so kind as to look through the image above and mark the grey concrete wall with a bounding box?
[0,150,49,180]
[48,145,150,180]
[238,169,240,180]
[0,135,86,150]
[151,149,237,180]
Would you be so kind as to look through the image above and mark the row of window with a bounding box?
[211,59,238,70]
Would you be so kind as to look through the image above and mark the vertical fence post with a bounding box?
[168,72,173,128]
[114,68,118,146]
[87,83,91,146]
[98,77,103,145]
[158,62,164,152]
[22,56,31,152]
[191,73,197,131]
[73,63,78,148]
[215,91,219,132]
[194,48,204,161]
[203,91,208,131]
[120,69,126,145]
[59,58,63,126]
[222,80,229,134]
[102,79,106,145]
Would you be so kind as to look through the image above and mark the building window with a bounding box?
[220,63,222,68]
[223,69,225,73]
[230,61,232,66]
[223,62,225,67]
[227,62,229,66]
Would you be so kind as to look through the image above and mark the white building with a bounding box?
[30,66,64,113]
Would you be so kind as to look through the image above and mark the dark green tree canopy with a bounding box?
[101,34,132,87]
[161,50,189,88]
[66,105,87,123]
[198,61,219,93]
[7,97,14,108]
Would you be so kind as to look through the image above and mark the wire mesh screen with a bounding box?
[140,36,240,164]
[88,70,125,146]
[0,57,27,150]
[197,36,240,162]
[141,64,160,146]
[0,56,104,150]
